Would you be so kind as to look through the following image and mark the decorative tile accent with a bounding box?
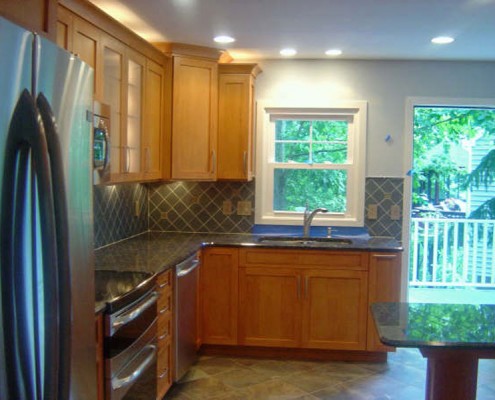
[93,183,148,248]
[364,177,404,241]
[148,181,255,233]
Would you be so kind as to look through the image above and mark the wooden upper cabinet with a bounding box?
[56,2,169,185]
[143,59,165,181]
[171,55,218,180]
[367,252,402,352]
[217,64,261,181]
[0,0,57,40]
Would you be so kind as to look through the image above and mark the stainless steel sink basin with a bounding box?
[256,236,353,246]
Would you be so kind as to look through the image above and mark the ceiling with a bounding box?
[87,0,495,61]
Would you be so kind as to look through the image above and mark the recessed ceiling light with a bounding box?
[431,36,455,44]
[280,48,297,56]
[325,49,343,56]
[214,35,235,44]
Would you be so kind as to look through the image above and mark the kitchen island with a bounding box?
[371,302,495,400]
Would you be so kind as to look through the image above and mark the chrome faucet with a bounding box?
[303,204,328,237]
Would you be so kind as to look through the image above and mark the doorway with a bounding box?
[405,102,495,304]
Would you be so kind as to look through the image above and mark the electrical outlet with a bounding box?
[383,193,392,200]
[367,204,378,220]
[390,205,401,220]
[160,212,168,220]
[134,200,141,217]
[222,200,233,215]
[237,200,252,216]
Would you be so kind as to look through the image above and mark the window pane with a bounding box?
[313,143,347,163]
[275,143,310,163]
[312,120,348,141]
[273,169,347,213]
[275,120,310,140]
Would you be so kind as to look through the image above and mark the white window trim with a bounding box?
[255,100,367,227]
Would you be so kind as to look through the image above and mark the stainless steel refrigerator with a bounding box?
[0,16,96,399]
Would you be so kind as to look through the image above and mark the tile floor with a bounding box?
[163,348,495,399]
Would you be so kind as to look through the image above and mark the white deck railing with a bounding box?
[410,217,495,288]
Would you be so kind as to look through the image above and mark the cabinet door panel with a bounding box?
[172,56,217,180]
[239,267,301,347]
[73,18,101,97]
[143,59,164,180]
[367,252,401,351]
[201,248,238,345]
[217,74,251,180]
[302,269,368,350]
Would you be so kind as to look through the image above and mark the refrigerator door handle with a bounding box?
[37,92,72,400]
[0,89,59,400]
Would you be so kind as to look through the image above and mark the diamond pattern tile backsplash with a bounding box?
[364,177,404,241]
[148,181,255,233]
[93,177,404,247]
[93,183,148,248]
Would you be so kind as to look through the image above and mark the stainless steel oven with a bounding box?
[101,272,158,400]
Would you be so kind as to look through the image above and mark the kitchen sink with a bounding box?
[256,236,353,246]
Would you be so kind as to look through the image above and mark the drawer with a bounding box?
[157,315,172,342]
[157,269,172,292]
[157,338,172,398]
[157,290,172,315]
[239,248,369,270]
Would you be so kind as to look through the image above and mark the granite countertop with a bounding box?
[371,302,495,349]
[94,231,402,276]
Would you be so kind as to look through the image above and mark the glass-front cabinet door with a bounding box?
[125,50,144,179]
[102,37,124,181]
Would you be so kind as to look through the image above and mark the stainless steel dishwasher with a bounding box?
[174,253,200,381]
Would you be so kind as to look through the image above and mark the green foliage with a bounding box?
[413,107,495,211]
[273,119,349,212]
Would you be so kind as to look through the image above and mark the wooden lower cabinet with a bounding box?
[302,269,368,350]
[201,247,401,357]
[367,252,402,351]
[201,247,239,345]
[239,266,301,347]
[156,269,173,399]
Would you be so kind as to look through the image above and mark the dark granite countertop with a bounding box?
[95,231,402,275]
[371,302,495,349]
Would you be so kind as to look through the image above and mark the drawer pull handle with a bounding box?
[373,254,397,259]
[159,306,169,314]
[159,369,168,379]
[158,332,169,341]
[158,281,169,288]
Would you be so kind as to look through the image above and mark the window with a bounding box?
[255,102,367,226]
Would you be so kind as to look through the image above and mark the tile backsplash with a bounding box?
[148,181,255,233]
[93,177,404,248]
[93,183,148,248]
[364,177,404,241]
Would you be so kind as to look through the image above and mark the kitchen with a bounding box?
[1,0,495,399]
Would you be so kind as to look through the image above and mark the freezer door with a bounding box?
[36,36,96,399]
[0,16,33,400]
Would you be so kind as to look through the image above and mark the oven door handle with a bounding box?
[112,344,156,390]
[111,292,158,333]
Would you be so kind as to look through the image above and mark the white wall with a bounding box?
[255,59,495,177]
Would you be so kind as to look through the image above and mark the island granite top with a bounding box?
[94,231,402,276]
[371,302,495,349]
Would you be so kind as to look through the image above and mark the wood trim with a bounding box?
[200,344,388,363]
[153,42,223,61]
[218,63,262,77]
[58,0,166,64]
